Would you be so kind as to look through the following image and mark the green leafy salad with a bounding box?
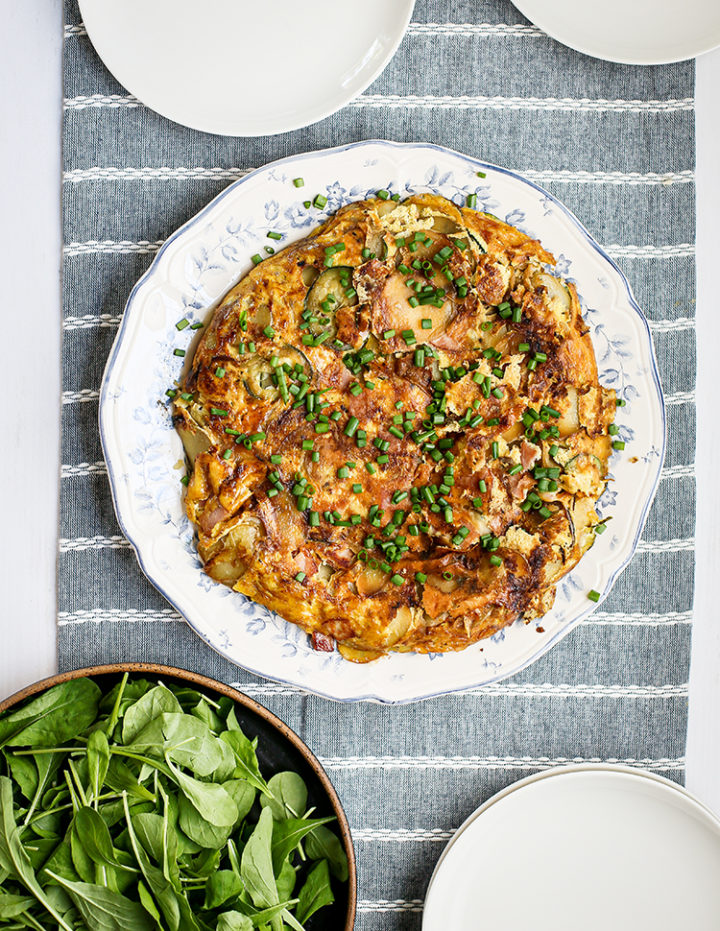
[0,675,349,930]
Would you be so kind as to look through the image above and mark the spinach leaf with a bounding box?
[86,729,110,800]
[0,680,100,748]
[167,762,238,828]
[260,773,307,822]
[190,699,224,734]
[70,825,96,883]
[122,686,181,744]
[133,811,178,885]
[104,757,155,802]
[178,795,233,850]
[305,824,349,881]
[275,858,295,901]
[122,795,182,931]
[73,807,135,873]
[4,753,38,801]
[240,807,278,910]
[0,778,74,931]
[216,911,253,931]
[22,751,61,828]
[0,891,35,919]
[45,870,155,931]
[270,817,334,876]
[203,869,243,909]
[220,730,270,795]
[223,780,256,825]
[137,879,164,927]
[296,859,334,924]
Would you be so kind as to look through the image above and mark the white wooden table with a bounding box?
[2,0,718,813]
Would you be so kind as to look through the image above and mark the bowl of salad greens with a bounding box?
[0,663,356,930]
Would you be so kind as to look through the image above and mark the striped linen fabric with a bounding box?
[60,0,695,925]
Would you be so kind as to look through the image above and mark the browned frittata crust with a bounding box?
[174,194,616,662]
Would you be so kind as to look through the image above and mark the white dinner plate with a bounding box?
[423,766,720,930]
[513,0,720,64]
[78,0,415,136]
[100,140,665,703]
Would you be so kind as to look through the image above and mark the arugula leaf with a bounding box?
[296,859,334,924]
[260,773,307,822]
[270,817,334,876]
[0,777,74,931]
[305,824,349,881]
[122,686,182,744]
[0,680,101,748]
[45,870,155,931]
[240,807,278,910]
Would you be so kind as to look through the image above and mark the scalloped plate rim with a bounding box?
[99,139,666,704]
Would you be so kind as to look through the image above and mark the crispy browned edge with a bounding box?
[0,663,357,930]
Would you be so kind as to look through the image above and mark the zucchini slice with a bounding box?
[242,346,310,400]
[304,266,358,338]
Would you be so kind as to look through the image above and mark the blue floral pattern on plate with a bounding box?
[99,141,666,704]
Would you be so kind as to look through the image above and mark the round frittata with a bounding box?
[173,193,617,662]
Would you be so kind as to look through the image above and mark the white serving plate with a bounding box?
[423,766,720,930]
[100,140,665,703]
[78,0,415,136]
[513,0,720,64]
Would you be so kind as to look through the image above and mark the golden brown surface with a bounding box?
[174,194,616,662]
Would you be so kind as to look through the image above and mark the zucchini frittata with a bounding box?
[174,194,616,662]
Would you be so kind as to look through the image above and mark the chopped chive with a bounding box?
[294,571,306,582]
[215,366,225,378]
[466,193,477,208]
[267,231,282,240]
[376,189,390,200]
[612,440,626,451]
[210,407,227,417]
[421,318,433,329]
[303,200,312,208]
[175,319,189,331]
[616,398,626,407]
[180,474,189,486]
[173,348,186,357]
[251,254,263,265]
[313,194,328,209]
[415,572,427,584]
[489,554,502,567]
[382,329,396,339]
[293,177,305,188]
[344,417,359,437]
[588,589,601,602]
[608,424,620,435]
[390,573,404,586]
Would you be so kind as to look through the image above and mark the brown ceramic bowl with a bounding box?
[0,662,357,930]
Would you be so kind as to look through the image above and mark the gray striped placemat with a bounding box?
[60,1,695,925]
